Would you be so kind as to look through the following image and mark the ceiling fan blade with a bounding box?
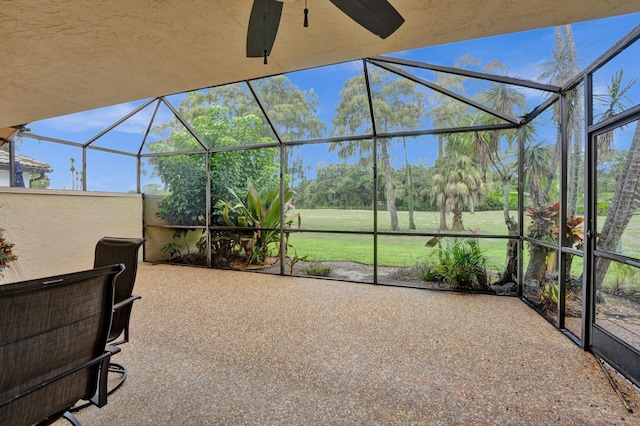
[246,0,284,58]
[329,0,404,39]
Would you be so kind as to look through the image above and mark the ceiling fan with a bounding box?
[247,0,405,64]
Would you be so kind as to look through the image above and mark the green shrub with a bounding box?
[540,283,573,311]
[420,268,443,282]
[303,265,332,277]
[428,238,489,290]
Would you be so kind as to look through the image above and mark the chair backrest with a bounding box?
[0,264,123,425]
[93,237,145,342]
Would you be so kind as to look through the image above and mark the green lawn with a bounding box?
[292,209,514,267]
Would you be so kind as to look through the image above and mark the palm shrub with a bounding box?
[425,238,489,290]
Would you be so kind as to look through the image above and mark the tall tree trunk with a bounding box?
[524,244,550,291]
[452,201,464,231]
[438,203,448,231]
[565,24,583,217]
[495,176,518,285]
[403,138,416,230]
[594,122,640,288]
[381,143,399,231]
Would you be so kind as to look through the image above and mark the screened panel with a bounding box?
[141,101,206,155]
[28,100,149,145]
[87,102,156,154]
[287,141,374,231]
[595,120,640,260]
[565,85,585,247]
[303,65,373,138]
[250,67,337,142]
[595,259,640,353]
[523,104,560,244]
[592,40,640,125]
[85,150,136,192]
[376,136,437,233]
[140,157,166,196]
[523,243,559,322]
[166,83,279,147]
[392,132,515,235]
[13,137,80,190]
[389,63,548,120]
[210,146,279,202]
[287,232,374,283]
[377,235,516,293]
[564,253,584,339]
[149,153,207,226]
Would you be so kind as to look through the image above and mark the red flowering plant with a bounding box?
[0,234,18,280]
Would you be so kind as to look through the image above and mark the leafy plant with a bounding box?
[303,265,332,277]
[161,241,183,259]
[287,245,308,274]
[526,202,560,242]
[428,237,489,290]
[222,178,301,265]
[540,283,573,312]
[420,268,443,282]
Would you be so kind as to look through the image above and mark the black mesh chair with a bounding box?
[70,236,146,415]
[93,236,146,394]
[0,264,124,426]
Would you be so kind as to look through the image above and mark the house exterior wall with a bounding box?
[0,188,142,282]
[0,169,34,187]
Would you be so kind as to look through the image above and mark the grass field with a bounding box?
[287,208,640,294]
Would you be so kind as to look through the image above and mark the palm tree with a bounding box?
[594,69,637,151]
[429,154,490,231]
[523,141,554,207]
[537,24,583,216]
[474,82,532,285]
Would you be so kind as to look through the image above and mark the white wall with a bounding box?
[0,188,143,282]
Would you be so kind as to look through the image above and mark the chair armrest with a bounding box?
[113,294,141,311]
[0,346,122,410]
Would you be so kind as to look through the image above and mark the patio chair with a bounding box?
[0,264,124,426]
[92,236,146,394]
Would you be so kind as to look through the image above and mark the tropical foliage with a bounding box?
[423,237,490,290]
[221,179,301,265]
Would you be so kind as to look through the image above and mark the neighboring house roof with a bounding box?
[0,150,52,174]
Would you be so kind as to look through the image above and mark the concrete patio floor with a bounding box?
[67,263,639,425]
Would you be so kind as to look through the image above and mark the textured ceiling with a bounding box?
[1,0,639,128]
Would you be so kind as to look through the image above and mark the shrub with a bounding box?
[428,238,489,290]
[540,283,573,312]
[420,268,443,282]
[303,265,332,277]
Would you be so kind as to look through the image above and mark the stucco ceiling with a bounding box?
[1,0,639,128]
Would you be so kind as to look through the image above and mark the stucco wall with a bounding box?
[0,188,142,283]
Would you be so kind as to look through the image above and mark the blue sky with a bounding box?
[15,11,640,192]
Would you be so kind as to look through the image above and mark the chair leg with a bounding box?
[107,362,128,394]
[69,362,128,413]
[62,411,82,426]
